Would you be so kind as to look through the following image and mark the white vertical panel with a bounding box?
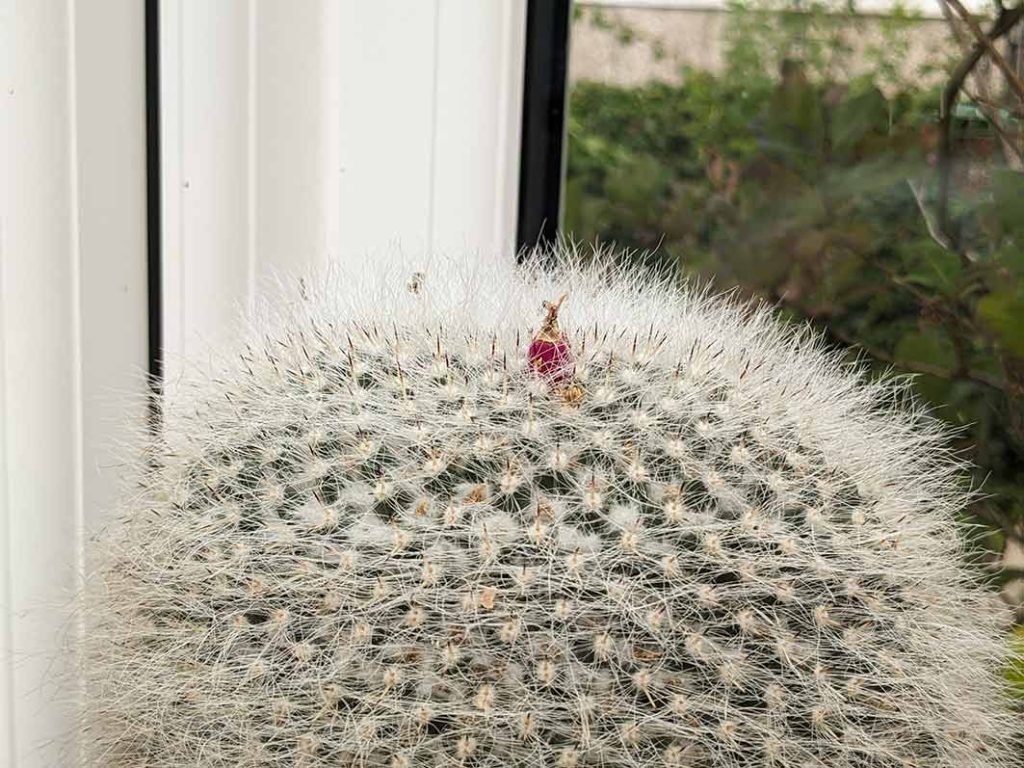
[1,2,147,767]
[178,0,250,326]
[336,0,440,267]
[159,0,184,379]
[162,0,528,348]
[73,1,149,534]
[162,1,339,378]
[333,0,526,268]
[255,2,334,277]
[0,0,16,759]
[70,8,149,763]
[162,0,252,388]
[494,0,528,256]
[323,0,343,263]
[432,0,527,259]
[3,2,80,764]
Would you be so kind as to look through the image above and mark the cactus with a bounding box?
[80,252,1021,767]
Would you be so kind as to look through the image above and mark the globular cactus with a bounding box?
[81,252,1021,767]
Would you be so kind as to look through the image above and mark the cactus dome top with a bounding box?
[81,252,1020,767]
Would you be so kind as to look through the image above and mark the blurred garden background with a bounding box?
[563,0,1024,699]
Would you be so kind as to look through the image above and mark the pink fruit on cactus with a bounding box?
[527,292,574,385]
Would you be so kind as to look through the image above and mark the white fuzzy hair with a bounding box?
[76,247,1021,767]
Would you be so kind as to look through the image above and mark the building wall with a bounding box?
[570,2,954,86]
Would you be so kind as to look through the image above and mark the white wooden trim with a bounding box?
[1,2,148,765]
[162,0,527,365]
[161,0,254,391]
[0,0,15,756]
[3,4,81,764]
[431,0,527,260]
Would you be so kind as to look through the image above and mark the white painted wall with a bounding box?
[160,0,528,386]
[1,2,149,767]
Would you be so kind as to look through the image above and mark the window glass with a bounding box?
[564,0,1024,647]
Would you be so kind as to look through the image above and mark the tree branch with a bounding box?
[821,323,1010,394]
[907,178,955,251]
[962,87,1024,168]
[936,3,1024,248]
[945,0,1024,102]
[939,0,1023,168]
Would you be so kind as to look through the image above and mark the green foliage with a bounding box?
[722,0,953,89]
[1007,626,1024,704]
[725,0,849,84]
[565,15,1024,609]
[1010,625,1024,698]
[577,5,665,53]
[866,1,922,89]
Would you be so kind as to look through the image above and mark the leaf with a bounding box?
[894,327,956,373]
[823,250,866,296]
[1008,625,1024,699]
[831,86,889,156]
[900,240,962,296]
[793,230,828,261]
[992,244,1024,279]
[990,170,1024,236]
[977,290,1024,359]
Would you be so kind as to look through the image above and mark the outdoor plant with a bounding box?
[566,1,1024,626]
[80,253,1020,767]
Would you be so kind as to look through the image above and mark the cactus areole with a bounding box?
[79,252,1020,767]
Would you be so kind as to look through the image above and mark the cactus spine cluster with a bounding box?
[80,253,1020,767]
